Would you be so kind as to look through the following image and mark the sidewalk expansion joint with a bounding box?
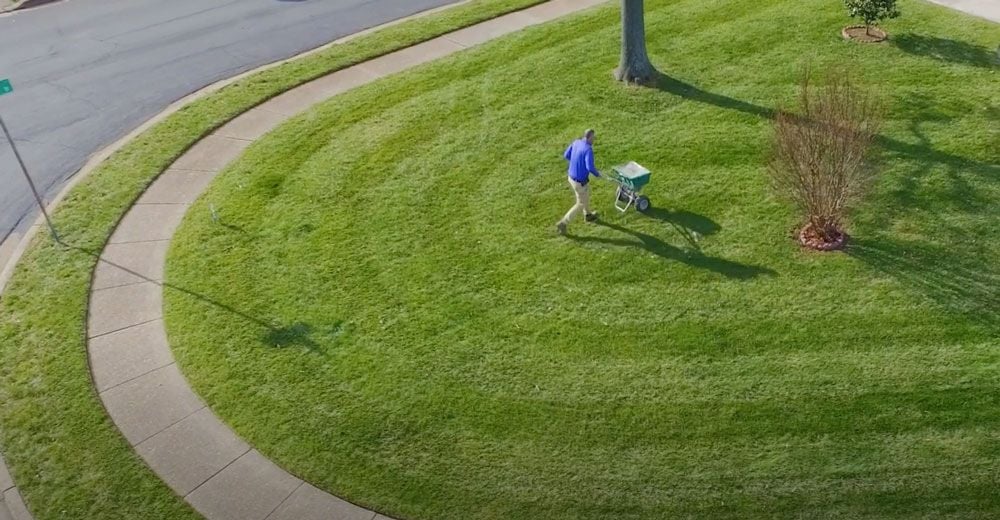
[132,405,209,447]
[262,480,306,520]
[95,359,175,396]
[91,278,159,292]
[88,317,163,340]
[183,447,254,500]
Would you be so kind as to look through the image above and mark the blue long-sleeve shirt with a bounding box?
[564,139,600,183]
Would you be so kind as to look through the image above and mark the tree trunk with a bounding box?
[614,0,658,84]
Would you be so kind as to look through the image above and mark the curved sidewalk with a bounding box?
[927,0,1000,23]
[0,454,30,520]
[84,1,603,519]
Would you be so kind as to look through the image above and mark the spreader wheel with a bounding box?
[635,195,651,213]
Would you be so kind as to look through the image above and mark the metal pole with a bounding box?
[0,114,58,241]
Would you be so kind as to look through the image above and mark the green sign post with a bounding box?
[0,78,59,240]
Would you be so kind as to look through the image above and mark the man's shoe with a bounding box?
[556,222,567,235]
[585,213,599,222]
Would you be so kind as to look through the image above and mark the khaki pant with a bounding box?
[560,178,592,224]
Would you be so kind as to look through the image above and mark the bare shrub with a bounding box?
[768,68,883,250]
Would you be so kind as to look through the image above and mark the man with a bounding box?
[556,129,601,235]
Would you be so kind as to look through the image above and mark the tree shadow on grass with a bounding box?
[879,122,997,216]
[649,73,998,318]
[847,114,997,327]
[987,105,1000,122]
[874,90,998,217]
[892,34,999,69]
[655,74,776,119]
[846,237,999,327]
[651,72,1000,182]
[651,73,999,212]
[568,221,775,280]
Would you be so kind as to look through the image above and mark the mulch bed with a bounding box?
[799,223,848,251]
[842,25,888,43]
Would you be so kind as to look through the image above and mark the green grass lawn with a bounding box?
[165,1,998,518]
[0,1,544,518]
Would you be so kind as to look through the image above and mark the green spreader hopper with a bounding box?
[610,161,652,213]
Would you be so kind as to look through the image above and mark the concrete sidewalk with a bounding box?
[1,454,30,520]
[84,1,605,520]
[927,0,1000,23]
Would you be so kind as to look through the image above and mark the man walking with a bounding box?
[556,129,601,235]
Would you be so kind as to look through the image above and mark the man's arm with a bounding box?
[586,148,600,177]
[563,144,572,161]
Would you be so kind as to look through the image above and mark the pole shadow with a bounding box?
[262,322,321,349]
[70,242,326,353]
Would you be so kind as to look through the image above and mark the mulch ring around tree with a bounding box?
[842,25,888,43]
[799,223,849,251]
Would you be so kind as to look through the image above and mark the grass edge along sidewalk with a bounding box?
[0,0,547,518]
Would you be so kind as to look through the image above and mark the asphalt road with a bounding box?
[0,0,459,245]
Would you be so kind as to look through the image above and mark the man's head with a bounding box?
[584,129,595,144]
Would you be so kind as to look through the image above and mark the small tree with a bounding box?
[844,0,899,36]
[614,0,659,84]
[768,68,883,250]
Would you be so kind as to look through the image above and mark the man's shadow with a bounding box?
[567,213,774,280]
